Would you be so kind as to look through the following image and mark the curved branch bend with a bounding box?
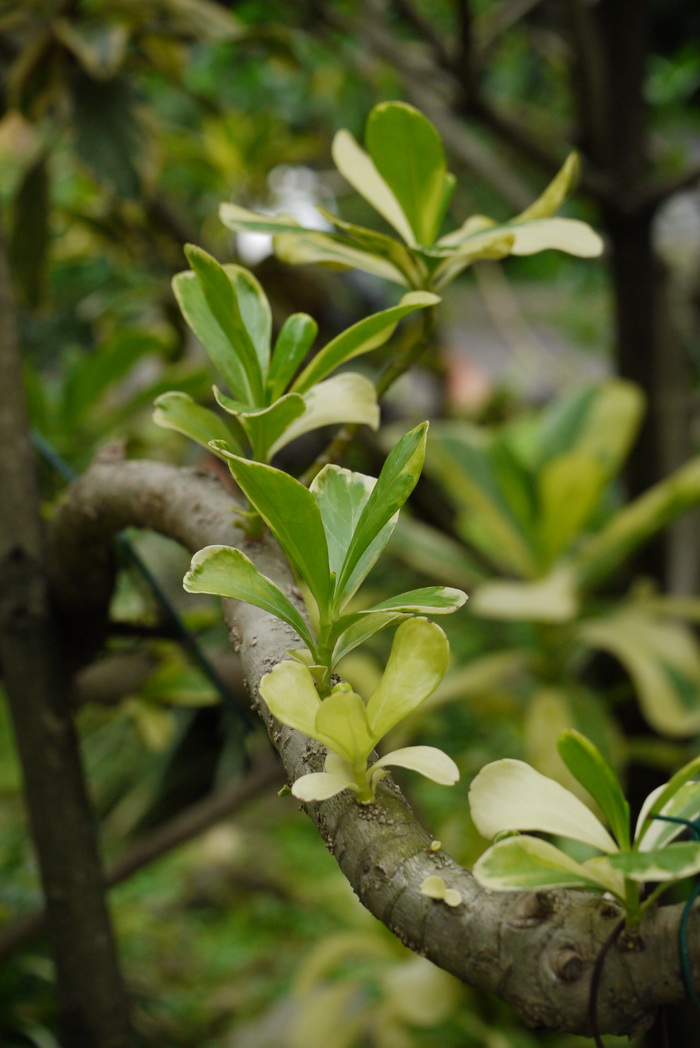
[50,458,700,1037]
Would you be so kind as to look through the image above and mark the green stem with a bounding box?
[623,880,642,929]
[299,307,437,486]
[375,305,436,399]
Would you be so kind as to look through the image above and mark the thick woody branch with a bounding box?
[50,458,700,1037]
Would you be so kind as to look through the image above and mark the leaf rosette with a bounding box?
[469,730,700,926]
[154,243,437,463]
[219,102,603,293]
[260,618,460,804]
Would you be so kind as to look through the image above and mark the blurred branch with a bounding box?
[0,753,282,962]
[640,164,700,212]
[479,0,546,49]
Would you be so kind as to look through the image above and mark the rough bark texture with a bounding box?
[0,227,135,1048]
[49,458,700,1038]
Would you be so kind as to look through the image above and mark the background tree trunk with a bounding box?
[0,218,135,1048]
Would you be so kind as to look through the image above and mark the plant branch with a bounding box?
[46,457,700,1038]
[299,308,436,485]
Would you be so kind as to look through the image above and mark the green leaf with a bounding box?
[515,153,580,222]
[374,745,459,785]
[230,263,272,377]
[508,218,603,257]
[366,101,448,245]
[335,586,467,634]
[259,660,321,737]
[608,842,700,882]
[183,546,315,651]
[331,610,407,665]
[468,758,618,852]
[636,781,700,851]
[291,291,439,393]
[473,835,619,895]
[536,381,644,477]
[153,391,241,454]
[311,466,379,580]
[173,271,252,405]
[214,389,306,461]
[274,229,411,286]
[336,422,428,600]
[183,247,265,402]
[268,313,318,401]
[332,128,416,245]
[315,689,375,764]
[557,730,631,849]
[292,769,356,802]
[315,206,426,287]
[435,215,511,251]
[635,755,700,848]
[310,464,397,607]
[270,374,379,458]
[579,611,700,736]
[365,618,449,740]
[219,203,312,236]
[431,234,515,289]
[214,451,331,612]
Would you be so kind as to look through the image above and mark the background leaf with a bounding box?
[8,151,49,308]
[70,69,145,198]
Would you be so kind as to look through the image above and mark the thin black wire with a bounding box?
[588,917,626,1048]
[32,430,251,730]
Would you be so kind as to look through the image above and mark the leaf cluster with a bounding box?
[183,423,466,692]
[413,381,700,737]
[219,102,603,293]
[470,731,700,928]
[261,618,459,804]
[155,245,436,463]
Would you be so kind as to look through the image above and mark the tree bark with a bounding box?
[48,457,700,1038]
[0,224,135,1046]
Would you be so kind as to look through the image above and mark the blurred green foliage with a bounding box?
[1,1,699,1045]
